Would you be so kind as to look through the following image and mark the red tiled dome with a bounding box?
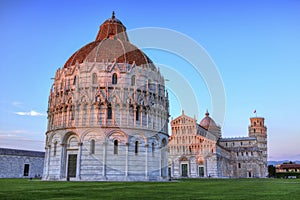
[199,111,218,130]
[64,12,153,68]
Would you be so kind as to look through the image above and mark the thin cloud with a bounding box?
[0,136,45,151]
[12,101,23,108]
[0,130,33,137]
[14,110,46,117]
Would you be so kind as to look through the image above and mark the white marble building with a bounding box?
[168,111,267,178]
[43,13,169,181]
[0,148,44,178]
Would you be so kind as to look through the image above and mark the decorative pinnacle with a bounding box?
[112,11,115,19]
[205,110,209,116]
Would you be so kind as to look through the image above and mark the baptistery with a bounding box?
[43,12,169,181]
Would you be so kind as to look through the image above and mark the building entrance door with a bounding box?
[67,154,77,178]
[181,164,188,177]
[199,167,204,177]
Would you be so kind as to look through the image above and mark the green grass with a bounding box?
[0,178,299,199]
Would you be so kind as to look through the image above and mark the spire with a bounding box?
[112,11,115,19]
[205,110,209,117]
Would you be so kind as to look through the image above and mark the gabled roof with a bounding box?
[171,110,196,126]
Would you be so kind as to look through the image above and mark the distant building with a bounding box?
[0,148,44,178]
[168,111,268,178]
[276,163,300,178]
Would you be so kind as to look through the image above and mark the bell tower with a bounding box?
[248,117,268,177]
[249,117,267,137]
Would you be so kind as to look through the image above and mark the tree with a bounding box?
[268,165,276,178]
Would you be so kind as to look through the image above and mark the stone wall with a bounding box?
[0,148,44,178]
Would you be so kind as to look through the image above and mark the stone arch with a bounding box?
[159,137,168,148]
[129,133,147,145]
[179,156,189,162]
[62,131,80,145]
[48,132,61,146]
[148,135,159,145]
[106,130,128,144]
[80,129,105,142]
[61,132,80,179]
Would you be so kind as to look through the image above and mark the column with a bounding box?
[140,109,143,127]
[76,142,82,181]
[145,144,148,179]
[44,145,51,180]
[104,106,107,126]
[159,146,162,177]
[112,104,115,126]
[59,143,65,180]
[102,142,107,177]
[133,105,136,127]
[146,111,149,128]
[120,105,123,126]
[126,106,129,127]
[125,143,129,177]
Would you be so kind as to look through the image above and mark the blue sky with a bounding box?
[0,0,299,160]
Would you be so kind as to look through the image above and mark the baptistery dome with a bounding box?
[64,12,153,68]
[43,13,169,181]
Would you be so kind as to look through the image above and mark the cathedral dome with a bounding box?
[64,12,153,68]
[199,111,218,130]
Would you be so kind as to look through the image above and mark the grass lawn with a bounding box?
[0,178,299,199]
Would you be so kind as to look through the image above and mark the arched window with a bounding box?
[73,76,77,85]
[71,106,75,120]
[152,142,155,157]
[131,75,135,86]
[135,141,139,155]
[92,73,97,84]
[136,106,139,121]
[114,140,118,155]
[254,122,256,126]
[112,73,117,84]
[238,163,241,168]
[162,138,167,147]
[90,139,95,154]
[61,79,64,89]
[107,104,112,119]
[253,129,256,133]
[67,79,70,89]
[53,141,57,156]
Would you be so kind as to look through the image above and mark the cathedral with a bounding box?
[42,13,169,181]
[168,111,268,178]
